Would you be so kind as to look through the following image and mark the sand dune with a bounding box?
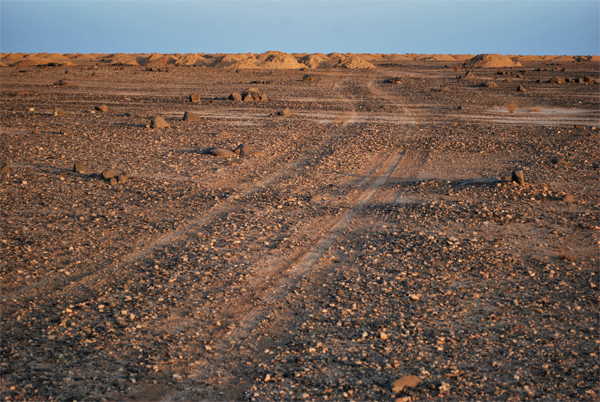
[1,51,597,69]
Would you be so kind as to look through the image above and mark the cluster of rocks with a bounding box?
[549,75,597,84]
[73,162,128,185]
[228,88,268,102]
[203,144,264,158]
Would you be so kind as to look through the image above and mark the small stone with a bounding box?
[117,174,129,184]
[109,177,118,185]
[150,116,170,129]
[60,127,73,135]
[1,162,8,173]
[228,92,242,101]
[95,104,108,112]
[54,79,69,86]
[54,107,66,116]
[278,107,292,117]
[233,144,264,157]
[392,375,422,393]
[73,162,86,173]
[101,170,117,180]
[380,332,388,340]
[32,128,40,134]
[395,397,412,402]
[303,74,316,81]
[483,81,498,88]
[190,94,200,103]
[439,381,451,394]
[550,76,565,84]
[511,170,524,186]
[264,374,270,382]
[517,85,527,92]
[551,157,569,166]
[563,194,575,203]
[205,147,236,158]
[183,111,200,121]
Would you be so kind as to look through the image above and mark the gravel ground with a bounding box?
[1,57,599,402]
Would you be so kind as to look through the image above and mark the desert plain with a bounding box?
[0,51,599,402]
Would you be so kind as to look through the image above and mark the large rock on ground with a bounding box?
[204,147,236,158]
[233,144,264,157]
[228,92,242,101]
[150,116,170,129]
[183,111,200,121]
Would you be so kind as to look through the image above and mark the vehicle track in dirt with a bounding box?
[159,73,426,401]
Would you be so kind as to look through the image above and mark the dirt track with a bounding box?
[1,57,599,402]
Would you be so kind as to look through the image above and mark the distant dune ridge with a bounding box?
[0,51,597,68]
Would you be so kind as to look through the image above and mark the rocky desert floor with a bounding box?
[1,57,599,402]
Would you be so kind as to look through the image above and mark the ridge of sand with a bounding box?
[1,52,598,69]
[416,54,458,62]
[463,53,522,68]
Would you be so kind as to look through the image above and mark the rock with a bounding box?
[190,94,200,103]
[233,144,264,157]
[117,174,129,184]
[241,88,265,101]
[439,86,451,93]
[216,130,230,138]
[228,92,242,101]
[385,77,403,84]
[1,162,8,173]
[550,76,565,84]
[551,157,569,166]
[73,162,86,173]
[395,397,412,402]
[101,170,117,180]
[60,127,73,135]
[391,375,422,393]
[563,194,575,203]
[242,92,256,102]
[278,107,292,117]
[32,128,40,134]
[511,170,524,185]
[460,177,501,186]
[108,177,118,185]
[183,111,200,121]
[205,147,236,158]
[150,116,170,129]
[302,74,316,81]
[517,85,527,92]
[54,79,69,86]
[95,104,108,112]
[483,81,498,88]
[54,107,66,116]
[16,91,33,96]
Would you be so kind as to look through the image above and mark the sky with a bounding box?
[1,0,599,56]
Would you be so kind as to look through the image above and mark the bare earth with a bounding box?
[1,53,599,402]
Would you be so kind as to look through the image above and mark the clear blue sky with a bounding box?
[1,1,598,55]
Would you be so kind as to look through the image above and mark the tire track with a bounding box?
[163,73,421,401]
[0,76,358,305]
